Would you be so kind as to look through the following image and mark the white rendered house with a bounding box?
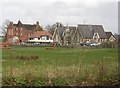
[28,31,53,44]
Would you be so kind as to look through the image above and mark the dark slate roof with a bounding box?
[92,25,107,38]
[78,24,107,39]
[57,26,76,37]
[105,32,113,39]
[57,26,65,36]
[13,24,36,30]
[114,34,120,40]
[13,21,36,30]
[69,26,76,30]
[78,25,93,38]
[22,24,36,30]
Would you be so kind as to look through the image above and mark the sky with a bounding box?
[0,0,119,35]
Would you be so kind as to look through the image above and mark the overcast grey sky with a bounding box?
[0,0,119,35]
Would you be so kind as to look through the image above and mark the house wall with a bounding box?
[109,36,116,41]
[28,36,53,43]
[6,28,14,43]
[6,26,34,43]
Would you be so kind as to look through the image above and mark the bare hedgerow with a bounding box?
[15,55,39,60]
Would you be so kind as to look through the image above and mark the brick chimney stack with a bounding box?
[34,21,43,31]
[7,21,14,29]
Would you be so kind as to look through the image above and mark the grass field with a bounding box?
[2,46,119,86]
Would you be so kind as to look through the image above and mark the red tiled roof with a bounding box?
[29,31,52,38]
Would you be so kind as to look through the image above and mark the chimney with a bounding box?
[34,21,43,31]
[36,21,39,25]
[10,21,13,25]
[8,21,14,29]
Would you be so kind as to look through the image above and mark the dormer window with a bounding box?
[41,36,46,40]
[46,36,49,40]
[29,38,33,40]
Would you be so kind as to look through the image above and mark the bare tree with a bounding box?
[45,25,54,35]
[1,19,10,41]
[45,22,63,35]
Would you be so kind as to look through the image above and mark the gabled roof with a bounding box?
[8,22,14,29]
[57,26,66,37]
[78,24,107,39]
[22,24,36,30]
[57,26,76,37]
[29,31,52,38]
[105,32,113,39]
[34,22,43,31]
[113,34,120,40]
[13,21,36,30]
[78,25,93,38]
[92,25,107,38]
[69,26,76,30]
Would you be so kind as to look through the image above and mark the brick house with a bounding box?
[0,41,10,48]
[6,20,43,44]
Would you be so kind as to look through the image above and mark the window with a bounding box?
[41,36,46,40]
[50,37,52,40]
[29,38,33,40]
[38,38,40,40]
[46,36,49,40]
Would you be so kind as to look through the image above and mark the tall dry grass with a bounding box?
[2,47,119,86]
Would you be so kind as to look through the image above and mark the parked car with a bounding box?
[80,42,90,46]
[89,42,101,47]
[33,42,40,45]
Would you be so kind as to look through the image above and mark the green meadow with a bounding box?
[2,47,118,86]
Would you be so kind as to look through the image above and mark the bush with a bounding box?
[100,41,118,48]
[16,55,39,60]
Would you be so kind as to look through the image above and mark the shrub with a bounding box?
[100,41,118,48]
[15,55,39,60]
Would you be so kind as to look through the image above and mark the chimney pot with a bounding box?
[36,21,39,25]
